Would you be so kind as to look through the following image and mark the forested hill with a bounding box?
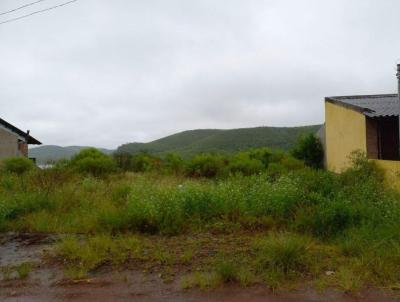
[116,125,322,156]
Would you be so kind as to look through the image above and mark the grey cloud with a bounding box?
[0,0,400,148]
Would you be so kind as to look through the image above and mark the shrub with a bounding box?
[340,151,384,186]
[186,154,225,178]
[162,153,185,174]
[227,153,264,176]
[249,176,301,219]
[70,148,116,176]
[126,185,185,235]
[266,162,286,180]
[1,193,52,221]
[280,156,304,171]
[1,157,34,175]
[247,148,273,167]
[299,199,361,239]
[113,152,132,171]
[180,185,221,221]
[126,195,159,234]
[130,153,159,172]
[28,167,72,195]
[291,168,339,199]
[291,133,323,169]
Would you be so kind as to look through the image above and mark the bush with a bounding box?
[113,152,132,171]
[291,168,339,199]
[1,157,34,175]
[162,153,185,174]
[126,186,185,235]
[280,156,305,171]
[180,184,223,221]
[291,133,323,169]
[186,154,226,178]
[130,153,159,172]
[227,153,264,176]
[247,148,273,168]
[299,199,361,238]
[70,148,116,176]
[340,151,384,185]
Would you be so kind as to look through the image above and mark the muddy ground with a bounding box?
[0,233,399,302]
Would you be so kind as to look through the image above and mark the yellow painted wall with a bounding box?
[325,101,367,172]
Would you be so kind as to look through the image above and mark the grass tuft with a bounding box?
[254,233,311,276]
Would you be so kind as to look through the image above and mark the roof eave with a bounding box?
[0,117,42,145]
[325,97,374,114]
[27,136,42,145]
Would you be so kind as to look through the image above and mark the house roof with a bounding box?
[325,94,400,118]
[0,117,41,145]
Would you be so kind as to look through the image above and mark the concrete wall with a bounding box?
[325,101,367,172]
[0,127,21,159]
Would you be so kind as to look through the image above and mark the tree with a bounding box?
[291,134,324,169]
[70,148,116,176]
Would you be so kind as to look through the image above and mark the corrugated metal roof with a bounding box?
[326,94,400,117]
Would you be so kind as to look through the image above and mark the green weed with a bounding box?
[180,272,221,290]
[215,260,238,283]
[254,233,311,277]
[16,262,33,279]
[1,149,400,291]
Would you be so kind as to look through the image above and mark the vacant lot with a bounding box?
[1,149,400,301]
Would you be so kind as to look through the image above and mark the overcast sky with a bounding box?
[1,0,400,148]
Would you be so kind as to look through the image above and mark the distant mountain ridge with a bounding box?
[29,125,322,164]
[117,125,322,156]
[29,145,114,165]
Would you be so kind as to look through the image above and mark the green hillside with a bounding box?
[29,125,322,164]
[29,145,114,165]
[117,125,322,156]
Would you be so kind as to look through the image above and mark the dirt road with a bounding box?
[1,274,398,302]
[0,233,398,302]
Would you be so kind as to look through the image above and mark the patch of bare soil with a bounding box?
[0,232,56,266]
[0,233,399,302]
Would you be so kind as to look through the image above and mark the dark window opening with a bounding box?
[366,116,400,160]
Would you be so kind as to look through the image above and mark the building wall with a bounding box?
[373,159,400,190]
[0,127,21,159]
[325,101,367,172]
[18,142,28,157]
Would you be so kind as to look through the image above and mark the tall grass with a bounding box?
[1,151,400,288]
[0,154,398,237]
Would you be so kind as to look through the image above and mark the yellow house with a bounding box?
[324,64,400,182]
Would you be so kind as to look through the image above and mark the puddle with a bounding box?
[0,233,56,266]
[0,233,398,302]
